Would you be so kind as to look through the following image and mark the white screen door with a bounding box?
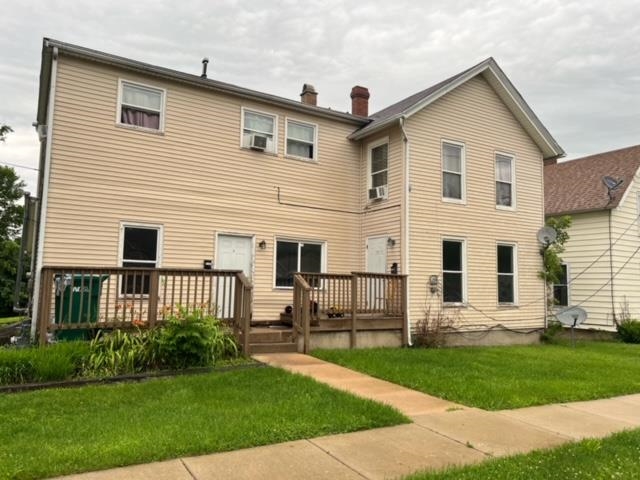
[216,234,253,317]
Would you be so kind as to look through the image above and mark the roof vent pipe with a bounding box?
[201,57,210,79]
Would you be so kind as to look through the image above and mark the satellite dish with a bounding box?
[537,226,557,245]
[602,176,623,191]
[555,306,587,327]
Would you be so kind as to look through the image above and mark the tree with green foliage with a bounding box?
[0,126,26,316]
[539,215,572,285]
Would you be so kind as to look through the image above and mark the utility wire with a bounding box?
[0,161,39,172]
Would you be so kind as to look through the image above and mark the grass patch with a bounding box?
[408,428,640,479]
[313,342,640,410]
[0,367,408,479]
[0,316,23,325]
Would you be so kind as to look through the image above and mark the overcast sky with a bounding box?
[1,0,639,194]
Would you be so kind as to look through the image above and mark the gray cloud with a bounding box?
[1,0,639,192]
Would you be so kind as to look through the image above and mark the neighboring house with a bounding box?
[545,145,640,330]
[30,38,563,347]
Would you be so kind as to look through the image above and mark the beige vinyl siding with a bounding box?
[43,55,363,321]
[610,171,640,325]
[406,75,545,330]
[361,127,403,272]
[554,211,614,328]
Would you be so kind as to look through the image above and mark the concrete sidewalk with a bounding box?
[54,354,640,480]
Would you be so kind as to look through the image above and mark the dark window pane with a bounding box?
[498,275,514,303]
[443,272,462,303]
[496,182,512,206]
[276,241,298,287]
[497,245,513,274]
[443,172,461,199]
[301,243,322,273]
[120,107,160,129]
[121,262,151,295]
[371,144,388,172]
[443,241,462,271]
[287,139,313,158]
[553,285,568,307]
[559,264,568,284]
[372,171,387,188]
[123,228,158,261]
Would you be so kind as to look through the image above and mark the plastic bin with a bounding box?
[55,274,108,340]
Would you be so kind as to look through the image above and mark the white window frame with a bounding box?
[497,242,518,306]
[273,237,327,289]
[367,137,390,200]
[441,140,466,204]
[495,151,516,210]
[285,117,318,162]
[116,79,166,133]
[240,107,278,154]
[118,222,163,297]
[442,237,467,306]
[553,263,570,308]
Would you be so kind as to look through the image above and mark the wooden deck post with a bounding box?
[38,268,54,346]
[242,286,251,356]
[303,288,310,354]
[401,275,409,346]
[350,274,357,349]
[147,270,159,329]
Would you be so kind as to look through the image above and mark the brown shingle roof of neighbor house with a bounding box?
[545,144,640,216]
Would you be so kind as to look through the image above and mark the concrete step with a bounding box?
[249,327,294,344]
[250,342,298,354]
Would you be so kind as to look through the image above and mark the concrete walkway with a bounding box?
[54,353,640,480]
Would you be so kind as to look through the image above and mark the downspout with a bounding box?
[399,116,412,345]
[608,208,617,325]
[30,45,58,338]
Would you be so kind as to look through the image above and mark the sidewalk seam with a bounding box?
[411,421,493,458]
[180,458,199,480]
[306,439,371,480]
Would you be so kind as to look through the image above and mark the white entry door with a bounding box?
[216,234,253,317]
[366,237,388,310]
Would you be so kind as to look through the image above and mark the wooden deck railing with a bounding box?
[36,266,253,353]
[293,272,408,352]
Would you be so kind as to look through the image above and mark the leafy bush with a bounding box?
[154,308,238,369]
[0,342,89,385]
[617,320,640,344]
[86,328,153,376]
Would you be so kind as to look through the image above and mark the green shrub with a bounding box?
[154,308,238,369]
[0,342,89,385]
[617,320,640,344]
[86,329,151,376]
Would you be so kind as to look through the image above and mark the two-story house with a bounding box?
[30,38,563,350]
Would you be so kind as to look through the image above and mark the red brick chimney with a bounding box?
[300,84,317,106]
[351,86,370,117]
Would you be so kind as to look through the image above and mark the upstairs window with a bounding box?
[120,224,162,295]
[497,244,517,304]
[368,139,389,200]
[553,264,569,307]
[442,142,464,201]
[286,120,317,160]
[118,81,164,131]
[242,109,277,153]
[496,154,515,207]
[275,240,324,288]
[442,239,465,304]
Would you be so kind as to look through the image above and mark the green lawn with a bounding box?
[0,316,22,325]
[408,428,640,480]
[313,342,640,410]
[0,367,407,480]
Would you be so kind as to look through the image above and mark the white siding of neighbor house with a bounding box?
[42,55,364,321]
[405,75,546,331]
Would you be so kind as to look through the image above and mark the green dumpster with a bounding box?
[55,274,109,340]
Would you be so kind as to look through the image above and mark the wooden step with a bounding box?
[250,342,298,354]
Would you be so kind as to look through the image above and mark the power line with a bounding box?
[0,161,39,172]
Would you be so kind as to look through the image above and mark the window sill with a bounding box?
[285,154,318,164]
[240,146,278,157]
[115,123,165,136]
[443,302,467,308]
[442,198,466,205]
[496,205,516,212]
[498,303,519,308]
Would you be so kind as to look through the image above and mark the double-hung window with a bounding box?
[286,119,317,160]
[369,140,389,198]
[242,109,277,153]
[553,264,569,307]
[496,153,515,207]
[118,81,165,131]
[275,240,324,288]
[120,224,162,295]
[497,244,517,304]
[442,239,465,304]
[442,142,464,201]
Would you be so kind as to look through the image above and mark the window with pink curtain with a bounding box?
[119,82,163,131]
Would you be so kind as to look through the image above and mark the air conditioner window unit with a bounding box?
[250,134,268,151]
[368,185,387,200]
